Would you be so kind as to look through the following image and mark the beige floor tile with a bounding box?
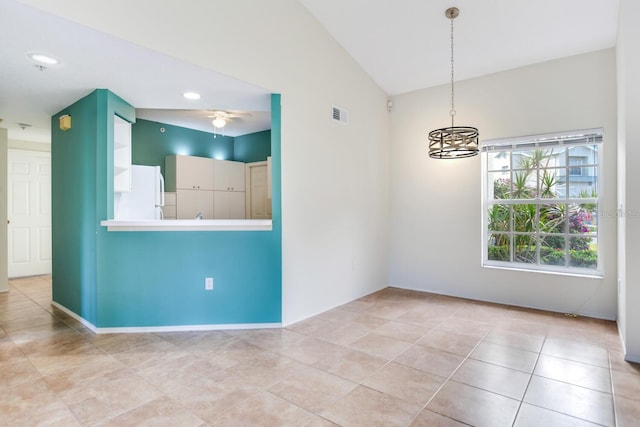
[1,276,629,427]
[609,349,640,375]
[434,317,493,338]
[0,336,25,365]
[541,338,610,368]
[3,400,80,427]
[162,369,259,423]
[365,301,414,320]
[7,322,79,352]
[211,389,315,426]
[62,374,163,426]
[483,329,545,353]
[0,378,61,417]
[43,354,132,397]
[418,329,482,356]
[394,306,454,328]
[113,338,191,371]
[514,403,602,427]
[26,337,106,375]
[236,328,307,353]
[534,354,611,393]
[274,336,350,365]
[470,341,539,373]
[89,332,164,355]
[303,416,341,426]
[322,385,422,427]
[452,358,531,399]
[301,319,373,346]
[136,353,225,392]
[0,358,45,388]
[312,346,387,382]
[611,369,640,401]
[410,409,468,426]
[269,365,357,413]
[202,336,267,368]
[373,320,430,343]
[348,332,413,360]
[615,394,640,427]
[493,317,550,336]
[362,361,445,405]
[229,350,307,388]
[523,376,614,426]
[98,396,204,427]
[395,344,465,378]
[427,381,520,427]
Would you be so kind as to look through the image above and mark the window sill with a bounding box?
[482,263,603,279]
[100,219,272,232]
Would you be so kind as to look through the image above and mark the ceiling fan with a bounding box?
[206,110,251,129]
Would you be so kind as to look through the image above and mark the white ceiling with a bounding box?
[0,1,620,143]
[299,0,620,95]
[0,1,272,143]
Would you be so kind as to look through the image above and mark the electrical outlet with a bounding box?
[205,277,214,290]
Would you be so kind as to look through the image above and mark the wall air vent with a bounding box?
[332,105,348,124]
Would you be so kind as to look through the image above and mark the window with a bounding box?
[482,129,602,275]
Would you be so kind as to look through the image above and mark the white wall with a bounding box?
[617,0,640,361]
[389,49,617,319]
[0,128,8,292]
[18,0,391,325]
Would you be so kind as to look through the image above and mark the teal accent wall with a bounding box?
[132,119,272,177]
[52,90,282,328]
[234,130,271,163]
[51,89,135,324]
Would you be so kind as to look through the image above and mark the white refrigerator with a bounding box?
[114,165,164,220]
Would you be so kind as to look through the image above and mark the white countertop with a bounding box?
[100,219,272,232]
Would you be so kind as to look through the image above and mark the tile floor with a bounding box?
[1,275,639,426]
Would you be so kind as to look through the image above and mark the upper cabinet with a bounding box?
[213,159,245,191]
[165,155,214,191]
[113,115,132,192]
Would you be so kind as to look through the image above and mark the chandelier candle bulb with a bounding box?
[428,6,479,159]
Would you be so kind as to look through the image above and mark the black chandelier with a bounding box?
[428,7,479,159]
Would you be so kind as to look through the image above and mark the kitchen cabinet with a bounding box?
[166,155,246,219]
[165,155,214,191]
[176,189,214,219]
[212,159,246,219]
[213,159,245,191]
[214,191,245,219]
[113,115,132,192]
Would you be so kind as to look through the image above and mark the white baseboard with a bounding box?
[51,301,281,334]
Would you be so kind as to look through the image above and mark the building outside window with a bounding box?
[482,129,602,275]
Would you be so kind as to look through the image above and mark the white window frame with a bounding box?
[481,128,603,277]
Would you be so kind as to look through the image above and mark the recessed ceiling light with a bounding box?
[183,92,201,100]
[28,53,59,65]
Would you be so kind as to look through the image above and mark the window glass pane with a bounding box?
[540,203,566,234]
[488,205,510,232]
[488,234,510,261]
[488,173,511,200]
[568,167,597,198]
[487,151,510,171]
[569,237,598,269]
[568,145,598,165]
[541,237,566,266]
[511,170,536,199]
[514,235,537,264]
[538,168,562,198]
[568,206,594,234]
[513,204,537,233]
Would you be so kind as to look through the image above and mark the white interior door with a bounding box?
[8,149,51,278]
[246,162,271,220]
